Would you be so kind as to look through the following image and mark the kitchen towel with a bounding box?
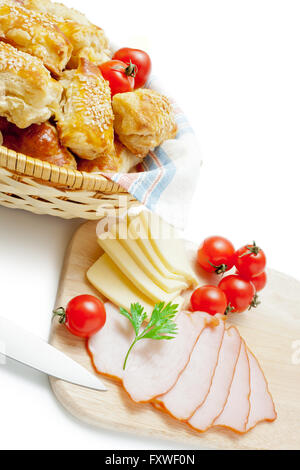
[106,76,202,230]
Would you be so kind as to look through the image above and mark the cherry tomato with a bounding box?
[113,48,152,89]
[54,295,106,338]
[218,275,256,314]
[197,236,235,275]
[235,242,266,279]
[250,271,267,292]
[99,60,135,97]
[190,286,228,316]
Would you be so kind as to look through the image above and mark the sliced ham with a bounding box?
[88,302,134,381]
[245,349,277,431]
[123,311,210,403]
[188,327,241,432]
[156,318,225,421]
[88,302,277,434]
[214,339,251,433]
[88,303,211,402]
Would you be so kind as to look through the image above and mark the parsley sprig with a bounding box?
[120,302,179,370]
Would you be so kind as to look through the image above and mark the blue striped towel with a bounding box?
[107,77,202,229]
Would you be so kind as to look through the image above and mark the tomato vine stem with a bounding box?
[240,241,261,258]
[53,307,66,324]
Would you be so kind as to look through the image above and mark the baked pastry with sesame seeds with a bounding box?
[17,0,91,25]
[77,139,139,173]
[57,58,115,160]
[112,89,178,158]
[0,1,72,76]
[18,0,111,69]
[0,42,62,128]
[57,21,111,69]
[0,117,77,169]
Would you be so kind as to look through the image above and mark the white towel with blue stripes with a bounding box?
[106,77,202,229]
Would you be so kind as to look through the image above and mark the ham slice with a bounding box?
[88,303,211,402]
[245,349,277,431]
[123,311,210,403]
[214,339,251,433]
[88,303,134,381]
[156,318,225,420]
[188,327,241,432]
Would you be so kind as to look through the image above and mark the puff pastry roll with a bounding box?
[0,117,76,169]
[58,22,111,69]
[19,0,111,68]
[18,0,91,25]
[0,42,62,128]
[57,58,114,160]
[77,140,140,174]
[0,1,72,76]
[112,89,177,158]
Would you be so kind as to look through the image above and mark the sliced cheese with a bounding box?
[100,221,188,293]
[140,211,198,285]
[103,222,188,292]
[87,254,184,320]
[97,237,182,304]
[119,237,188,293]
[87,254,154,314]
[128,216,187,282]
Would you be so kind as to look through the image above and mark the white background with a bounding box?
[0,0,299,450]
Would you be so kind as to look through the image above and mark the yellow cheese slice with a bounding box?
[97,238,182,304]
[87,254,185,319]
[105,220,188,293]
[140,211,198,286]
[119,238,188,293]
[87,254,155,314]
[128,216,187,282]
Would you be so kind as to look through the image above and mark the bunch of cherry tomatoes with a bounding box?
[191,236,267,317]
[99,47,152,96]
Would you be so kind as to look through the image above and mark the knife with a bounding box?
[0,316,107,392]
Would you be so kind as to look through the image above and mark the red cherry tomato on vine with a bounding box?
[235,242,266,279]
[54,295,106,338]
[197,236,235,275]
[250,271,267,292]
[99,60,135,97]
[190,286,228,316]
[218,275,256,314]
[113,48,152,89]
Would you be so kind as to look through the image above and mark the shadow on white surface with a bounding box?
[0,206,80,338]
[1,356,48,391]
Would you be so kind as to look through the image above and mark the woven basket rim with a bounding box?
[0,145,128,193]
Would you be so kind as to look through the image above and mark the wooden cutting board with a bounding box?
[50,221,300,450]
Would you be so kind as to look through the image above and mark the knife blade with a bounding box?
[0,316,107,392]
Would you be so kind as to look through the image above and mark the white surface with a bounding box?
[0,0,299,450]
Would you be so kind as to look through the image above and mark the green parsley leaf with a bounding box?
[121,302,179,370]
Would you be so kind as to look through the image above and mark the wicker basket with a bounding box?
[0,146,140,220]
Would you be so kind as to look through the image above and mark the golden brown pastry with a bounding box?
[18,0,111,69]
[112,89,178,158]
[0,42,62,128]
[57,58,114,161]
[0,1,72,76]
[17,0,91,25]
[58,21,111,69]
[77,140,139,173]
[0,117,77,169]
